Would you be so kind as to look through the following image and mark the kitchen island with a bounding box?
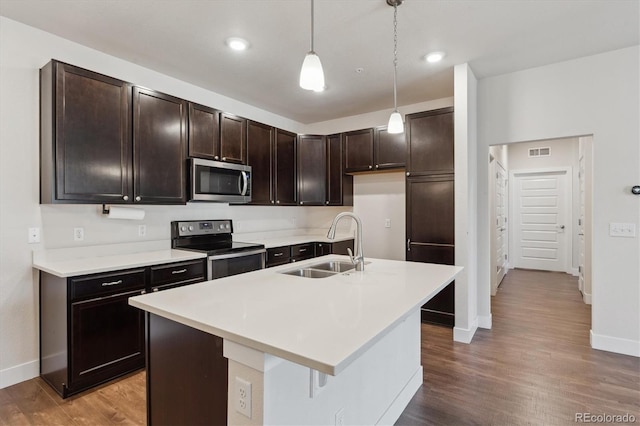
[129,255,461,425]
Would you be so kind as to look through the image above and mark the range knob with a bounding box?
[225,223,230,229]
[188,225,194,231]
[180,226,187,232]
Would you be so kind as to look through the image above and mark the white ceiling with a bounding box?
[1,0,638,124]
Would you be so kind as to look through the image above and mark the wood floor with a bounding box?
[1,269,638,425]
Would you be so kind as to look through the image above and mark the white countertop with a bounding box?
[129,255,462,376]
[32,240,206,277]
[250,234,353,249]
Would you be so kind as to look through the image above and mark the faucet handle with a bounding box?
[347,248,356,264]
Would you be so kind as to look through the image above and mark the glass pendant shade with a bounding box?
[387,110,404,134]
[299,51,325,92]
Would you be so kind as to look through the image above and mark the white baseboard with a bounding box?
[0,359,39,389]
[478,314,492,329]
[590,330,640,357]
[571,267,579,277]
[376,366,423,425]
[453,318,478,344]
[582,291,592,305]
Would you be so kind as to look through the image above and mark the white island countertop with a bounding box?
[129,255,462,375]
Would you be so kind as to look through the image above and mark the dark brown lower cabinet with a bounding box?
[266,239,355,268]
[147,313,227,426]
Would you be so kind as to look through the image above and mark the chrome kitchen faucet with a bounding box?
[327,212,365,271]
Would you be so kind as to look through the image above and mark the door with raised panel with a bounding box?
[274,129,297,205]
[326,133,343,205]
[188,102,220,160]
[344,128,374,172]
[374,126,406,170]
[133,87,187,204]
[406,107,454,176]
[496,162,508,286]
[297,135,326,205]
[219,113,246,164]
[246,121,274,205]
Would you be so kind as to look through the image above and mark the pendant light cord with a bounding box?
[310,0,315,52]
[392,3,398,111]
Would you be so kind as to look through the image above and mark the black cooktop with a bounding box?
[171,220,264,257]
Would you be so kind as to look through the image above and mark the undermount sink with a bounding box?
[281,269,338,279]
[305,261,356,273]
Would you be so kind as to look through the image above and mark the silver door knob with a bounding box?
[276,200,280,204]
[135,196,141,202]
[214,155,219,160]
[406,172,411,176]
[123,195,129,201]
[222,157,227,161]
[368,165,372,169]
[375,165,379,169]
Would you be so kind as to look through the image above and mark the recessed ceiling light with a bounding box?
[425,51,445,63]
[226,37,249,51]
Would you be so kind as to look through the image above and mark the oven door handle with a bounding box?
[208,248,265,261]
[239,171,249,196]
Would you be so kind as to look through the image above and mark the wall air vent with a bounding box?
[528,147,551,157]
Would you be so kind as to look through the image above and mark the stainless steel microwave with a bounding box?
[189,158,252,203]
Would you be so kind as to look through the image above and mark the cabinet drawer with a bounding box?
[149,259,206,287]
[291,243,314,259]
[70,269,146,301]
[267,246,291,266]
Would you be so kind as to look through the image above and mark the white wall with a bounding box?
[476,46,640,357]
[507,138,580,272]
[0,17,347,388]
[352,172,405,261]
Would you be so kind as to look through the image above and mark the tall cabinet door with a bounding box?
[406,107,454,176]
[297,135,326,205]
[42,61,132,203]
[274,129,297,205]
[246,121,274,205]
[133,87,187,204]
[219,113,247,164]
[326,133,344,206]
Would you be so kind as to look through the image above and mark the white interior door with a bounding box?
[511,169,570,272]
[578,155,585,293]
[496,163,508,285]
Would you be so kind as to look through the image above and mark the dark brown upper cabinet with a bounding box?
[297,134,327,206]
[374,126,406,170]
[274,129,297,205]
[246,120,274,205]
[219,113,247,164]
[188,102,220,160]
[326,133,353,206]
[40,60,133,204]
[405,107,454,176]
[343,128,374,173]
[133,87,187,204]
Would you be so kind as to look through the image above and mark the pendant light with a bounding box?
[387,0,404,134]
[299,0,325,92]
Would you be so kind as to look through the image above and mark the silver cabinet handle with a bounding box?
[271,200,275,204]
[300,201,304,205]
[222,157,227,161]
[135,196,141,202]
[407,239,411,252]
[406,172,411,176]
[153,288,159,292]
[299,248,307,252]
[140,290,146,295]
[375,165,379,169]
[273,252,284,257]
[123,195,129,201]
[171,269,187,274]
[239,171,248,196]
[214,155,219,160]
[101,280,123,287]
[368,165,372,169]
[276,200,280,204]
[325,201,329,205]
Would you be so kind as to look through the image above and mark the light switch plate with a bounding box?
[609,223,636,238]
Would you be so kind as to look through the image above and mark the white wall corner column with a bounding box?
[453,63,481,343]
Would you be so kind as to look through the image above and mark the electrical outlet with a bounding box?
[384,218,391,228]
[335,408,345,426]
[138,225,146,237]
[28,227,40,244]
[235,377,252,418]
[73,227,84,242]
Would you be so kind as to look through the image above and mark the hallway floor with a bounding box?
[396,268,640,425]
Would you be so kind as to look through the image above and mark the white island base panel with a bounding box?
[224,310,422,426]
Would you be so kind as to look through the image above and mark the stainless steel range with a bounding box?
[171,220,265,280]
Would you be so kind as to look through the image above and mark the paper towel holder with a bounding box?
[102,204,110,215]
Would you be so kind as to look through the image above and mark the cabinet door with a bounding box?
[188,102,220,160]
[133,87,187,204]
[70,288,145,391]
[406,175,454,247]
[297,135,327,205]
[374,126,406,170]
[406,107,454,176]
[41,61,132,203]
[246,121,274,205]
[326,133,344,206]
[274,129,297,205]
[344,128,374,172]
[219,113,246,164]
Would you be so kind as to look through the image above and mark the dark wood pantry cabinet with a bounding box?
[246,120,275,205]
[40,60,187,205]
[326,133,353,206]
[274,129,298,205]
[405,107,455,327]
